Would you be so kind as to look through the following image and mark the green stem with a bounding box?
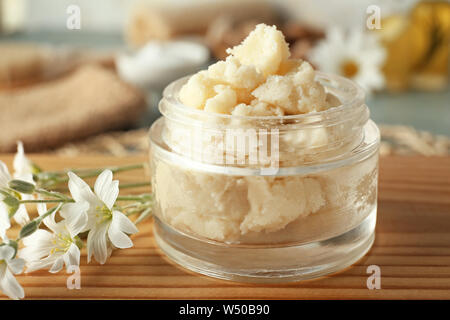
[37,163,146,188]
[117,195,148,201]
[19,199,74,204]
[135,208,153,225]
[46,181,151,192]
[35,188,70,200]
[120,203,141,210]
[38,204,62,222]
[20,194,152,204]
[119,182,151,189]
[78,164,144,178]
[46,163,144,178]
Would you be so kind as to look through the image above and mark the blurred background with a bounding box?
[0,0,449,156]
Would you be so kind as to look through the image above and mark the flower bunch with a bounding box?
[0,142,153,299]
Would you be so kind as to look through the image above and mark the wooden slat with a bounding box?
[0,154,449,299]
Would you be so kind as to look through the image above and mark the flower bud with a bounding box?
[1,195,19,217]
[8,180,35,194]
[19,220,39,239]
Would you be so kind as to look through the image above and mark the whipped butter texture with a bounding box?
[179,24,339,116]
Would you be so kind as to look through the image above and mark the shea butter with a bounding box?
[180,24,331,116]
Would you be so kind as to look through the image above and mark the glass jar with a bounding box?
[149,72,380,282]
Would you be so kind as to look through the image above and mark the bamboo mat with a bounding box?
[0,154,449,300]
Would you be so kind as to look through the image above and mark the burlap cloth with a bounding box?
[0,64,146,152]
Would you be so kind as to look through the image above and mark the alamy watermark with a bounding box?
[66,265,81,290]
[366,5,381,30]
[66,5,81,30]
[366,265,381,289]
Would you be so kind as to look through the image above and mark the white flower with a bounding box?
[0,162,10,188]
[13,142,35,225]
[0,160,30,229]
[0,237,25,300]
[0,163,12,238]
[309,27,386,94]
[0,163,14,238]
[68,170,138,264]
[19,202,88,273]
[0,206,9,240]
[10,203,29,227]
[13,141,34,183]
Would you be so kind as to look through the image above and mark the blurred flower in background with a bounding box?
[307,1,449,94]
[309,27,386,94]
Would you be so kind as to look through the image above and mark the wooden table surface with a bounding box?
[0,154,449,300]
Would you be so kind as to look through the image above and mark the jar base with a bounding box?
[154,208,376,283]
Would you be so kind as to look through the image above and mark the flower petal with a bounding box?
[13,205,30,226]
[0,204,11,239]
[60,202,89,237]
[87,222,110,264]
[0,267,24,299]
[108,226,132,249]
[13,141,26,172]
[36,202,47,216]
[112,210,138,235]
[107,211,137,249]
[0,161,11,187]
[13,142,34,183]
[8,258,25,275]
[0,233,8,243]
[21,229,53,247]
[19,229,54,262]
[68,172,97,204]
[63,243,80,270]
[0,245,14,261]
[49,256,65,273]
[94,170,119,210]
[36,202,60,233]
[25,255,58,273]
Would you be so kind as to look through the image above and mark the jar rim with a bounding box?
[149,118,380,174]
[160,71,366,122]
